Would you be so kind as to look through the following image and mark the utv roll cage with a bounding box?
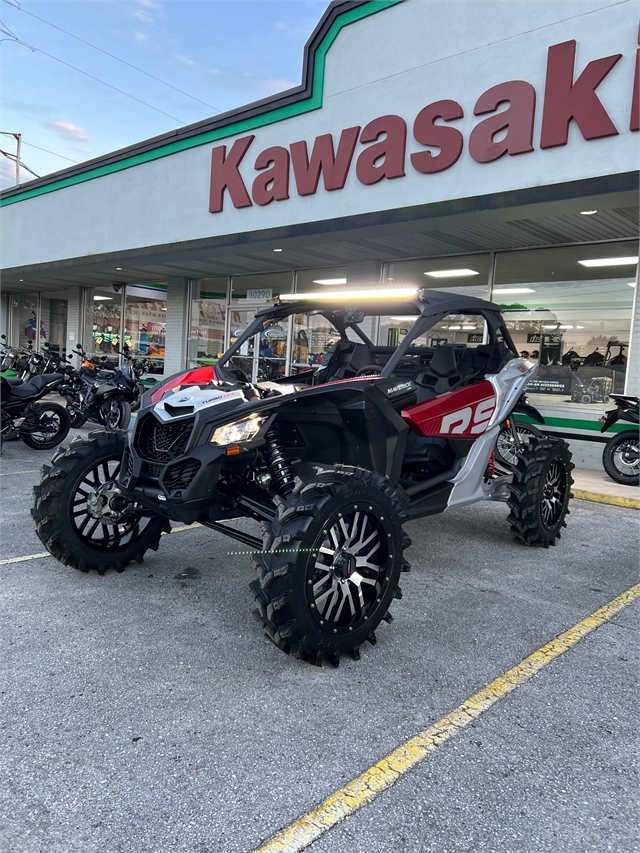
[216,288,518,381]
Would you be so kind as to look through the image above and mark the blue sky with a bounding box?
[0,0,327,187]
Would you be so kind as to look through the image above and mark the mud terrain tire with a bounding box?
[507,436,573,548]
[31,430,167,574]
[250,465,411,666]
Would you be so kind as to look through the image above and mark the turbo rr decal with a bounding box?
[401,380,496,438]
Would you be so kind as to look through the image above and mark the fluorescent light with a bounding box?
[628,282,637,287]
[93,295,113,301]
[576,325,585,329]
[424,269,478,278]
[542,324,558,329]
[389,315,417,321]
[578,256,638,267]
[272,248,283,253]
[559,325,574,329]
[279,287,419,302]
[448,325,461,330]
[579,210,597,215]
[492,287,536,294]
[313,278,347,285]
[116,267,122,270]
[462,325,477,330]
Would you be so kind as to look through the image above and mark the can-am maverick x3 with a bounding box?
[32,287,573,665]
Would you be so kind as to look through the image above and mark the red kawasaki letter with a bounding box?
[410,100,464,174]
[631,24,639,131]
[540,40,622,148]
[356,115,407,185]
[252,146,290,206]
[209,135,254,213]
[469,81,536,163]
[290,127,360,195]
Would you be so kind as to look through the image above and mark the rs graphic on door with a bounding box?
[401,381,496,438]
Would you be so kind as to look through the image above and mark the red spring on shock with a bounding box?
[488,451,496,478]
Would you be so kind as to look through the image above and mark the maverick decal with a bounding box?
[209,35,634,213]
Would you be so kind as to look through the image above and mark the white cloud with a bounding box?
[46,121,90,143]
[134,32,148,43]
[175,53,197,67]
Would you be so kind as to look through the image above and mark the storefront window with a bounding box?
[84,286,122,362]
[40,290,68,354]
[494,242,637,409]
[124,283,167,374]
[11,293,40,350]
[381,255,491,347]
[230,272,293,380]
[188,277,228,368]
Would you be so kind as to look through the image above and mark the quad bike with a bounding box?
[32,288,574,666]
[571,375,612,405]
[599,395,639,486]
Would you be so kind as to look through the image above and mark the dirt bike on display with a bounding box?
[599,395,639,486]
[32,288,574,666]
[1,372,71,450]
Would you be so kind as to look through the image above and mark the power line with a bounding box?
[1,0,221,113]
[0,21,187,125]
[0,148,39,177]
[20,140,79,164]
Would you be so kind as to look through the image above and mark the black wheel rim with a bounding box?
[70,457,153,549]
[104,401,122,429]
[29,409,63,445]
[307,508,390,632]
[541,459,568,528]
[613,438,639,477]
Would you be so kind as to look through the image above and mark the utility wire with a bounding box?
[0,148,39,176]
[0,22,187,125]
[20,140,79,164]
[1,0,221,113]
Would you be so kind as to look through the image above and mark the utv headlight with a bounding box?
[211,415,264,446]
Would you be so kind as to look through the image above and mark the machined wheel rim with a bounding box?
[541,460,567,528]
[307,507,390,632]
[496,426,537,467]
[70,457,153,548]
[613,439,639,477]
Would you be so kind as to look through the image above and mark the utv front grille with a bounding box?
[163,458,201,492]
[136,415,195,462]
[146,462,164,479]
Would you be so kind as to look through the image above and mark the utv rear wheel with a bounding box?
[507,436,573,548]
[31,430,167,574]
[250,465,411,666]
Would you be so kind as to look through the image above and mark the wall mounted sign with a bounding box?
[467,333,484,343]
[245,288,273,301]
[209,36,637,213]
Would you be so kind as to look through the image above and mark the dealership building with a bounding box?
[1,0,638,465]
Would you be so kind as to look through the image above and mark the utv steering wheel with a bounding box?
[355,365,383,376]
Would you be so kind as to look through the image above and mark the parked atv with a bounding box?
[32,288,574,665]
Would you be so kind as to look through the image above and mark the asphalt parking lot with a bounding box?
[1,431,638,853]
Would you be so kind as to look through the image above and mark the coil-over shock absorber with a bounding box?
[263,428,294,495]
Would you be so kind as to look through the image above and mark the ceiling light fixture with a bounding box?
[462,325,477,330]
[492,287,536,294]
[389,315,417,321]
[542,324,558,329]
[424,269,479,278]
[116,267,122,271]
[279,287,418,302]
[448,325,461,330]
[272,248,283,253]
[559,325,574,329]
[576,325,585,329]
[93,295,113,301]
[312,278,348,285]
[579,210,597,215]
[578,256,638,267]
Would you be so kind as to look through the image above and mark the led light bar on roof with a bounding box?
[278,287,419,302]
[578,256,638,267]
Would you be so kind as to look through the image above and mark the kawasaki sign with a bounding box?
[209,36,639,213]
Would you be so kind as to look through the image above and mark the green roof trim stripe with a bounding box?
[0,0,404,209]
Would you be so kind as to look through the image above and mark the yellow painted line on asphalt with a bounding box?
[253,583,640,853]
[0,470,40,476]
[0,523,201,566]
[573,489,640,510]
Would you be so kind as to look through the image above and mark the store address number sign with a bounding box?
[209,34,638,213]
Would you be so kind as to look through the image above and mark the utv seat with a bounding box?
[414,345,463,395]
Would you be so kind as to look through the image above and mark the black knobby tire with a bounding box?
[494,422,542,468]
[250,465,411,666]
[31,430,167,574]
[507,436,574,548]
[20,402,71,450]
[100,398,131,431]
[602,431,639,486]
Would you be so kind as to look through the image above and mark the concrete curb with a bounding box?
[572,489,640,510]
